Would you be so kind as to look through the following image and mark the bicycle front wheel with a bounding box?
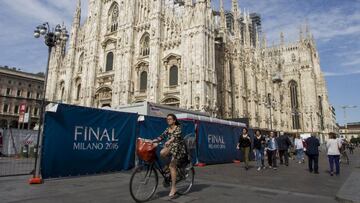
[129,164,158,202]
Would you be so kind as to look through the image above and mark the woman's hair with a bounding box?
[329,132,336,139]
[243,127,248,134]
[167,113,180,126]
[255,129,261,134]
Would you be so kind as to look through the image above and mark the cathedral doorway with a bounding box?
[161,97,180,107]
[102,103,111,108]
[95,86,112,108]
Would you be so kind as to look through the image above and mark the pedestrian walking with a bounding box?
[349,144,354,154]
[305,134,320,174]
[326,132,341,176]
[253,130,266,171]
[276,132,292,166]
[237,128,252,170]
[289,135,296,160]
[266,131,278,170]
[294,134,305,163]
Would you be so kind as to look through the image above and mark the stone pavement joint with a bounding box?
[160,195,199,203]
[336,169,360,203]
[198,178,334,200]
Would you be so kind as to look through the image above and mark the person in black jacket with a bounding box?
[253,130,266,171]
[276,132,292,166]
[237,128,252,170]
[305,134,320,174]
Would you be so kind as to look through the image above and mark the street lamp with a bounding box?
[31,22,68,183]
[263,93,277,131]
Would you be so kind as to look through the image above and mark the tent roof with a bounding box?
[176,113,247,127]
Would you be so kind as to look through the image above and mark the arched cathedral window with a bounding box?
[289,80,300,129]
[78,53,84,72]
[140,71,147,92]
[76,84,81,100]
[109,3,119,32]
[59,81,65,101]
[140,34,150,56]
[105,52,114,71]
[169,65,178,86]
[318,96,324,130]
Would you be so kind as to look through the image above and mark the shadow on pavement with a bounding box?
[154,183,211,200]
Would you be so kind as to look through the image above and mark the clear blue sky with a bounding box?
[0,0,359,124]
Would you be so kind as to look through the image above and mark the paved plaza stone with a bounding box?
[1,150,359,203]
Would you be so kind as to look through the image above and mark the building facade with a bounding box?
[339,122,360,140]
[46,0,335,134]
[0,66,44,129]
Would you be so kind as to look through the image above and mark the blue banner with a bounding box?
[138,116,196,164]
[198,121,241,164]
[41,104,138,179]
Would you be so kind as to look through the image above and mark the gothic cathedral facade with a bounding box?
[46,0,336,134]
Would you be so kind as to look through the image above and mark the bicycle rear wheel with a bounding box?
[129,164,158,202]
[176,163,195,195]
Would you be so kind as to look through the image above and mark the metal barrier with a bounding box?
[0,128,37,177]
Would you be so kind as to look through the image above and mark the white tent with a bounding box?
[176,113,247,127]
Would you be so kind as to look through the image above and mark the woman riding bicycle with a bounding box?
[152,114,187,198]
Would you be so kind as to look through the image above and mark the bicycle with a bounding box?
[340,149,349,165]
[129,136,195,202]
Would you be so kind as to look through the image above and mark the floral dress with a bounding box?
[158,125,187,161]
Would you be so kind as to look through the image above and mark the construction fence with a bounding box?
[0,128,37,176]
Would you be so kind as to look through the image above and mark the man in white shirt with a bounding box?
[294,134,305,163]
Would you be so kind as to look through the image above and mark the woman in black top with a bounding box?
[237,128,252,170]
[253,130,266,171]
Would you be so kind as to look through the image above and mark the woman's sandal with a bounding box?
[168,191,177,199]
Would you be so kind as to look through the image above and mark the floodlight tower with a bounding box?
[341,105,357,129]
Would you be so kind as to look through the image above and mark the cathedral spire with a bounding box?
[232,0,240,36]
[305,20,311,39]
[220,0,224,14]
[232,0,239,14]
[207,0,211,8]
[256,29,260,48]
[299,24,303,41]
[220,0,226,30]
[73,0,81,26]
[243,11,250,47]
[262,32,267,48]
[69,0,81,50]
[185,0,192,7]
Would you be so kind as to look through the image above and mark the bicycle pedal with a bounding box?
[163,180,170,188]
